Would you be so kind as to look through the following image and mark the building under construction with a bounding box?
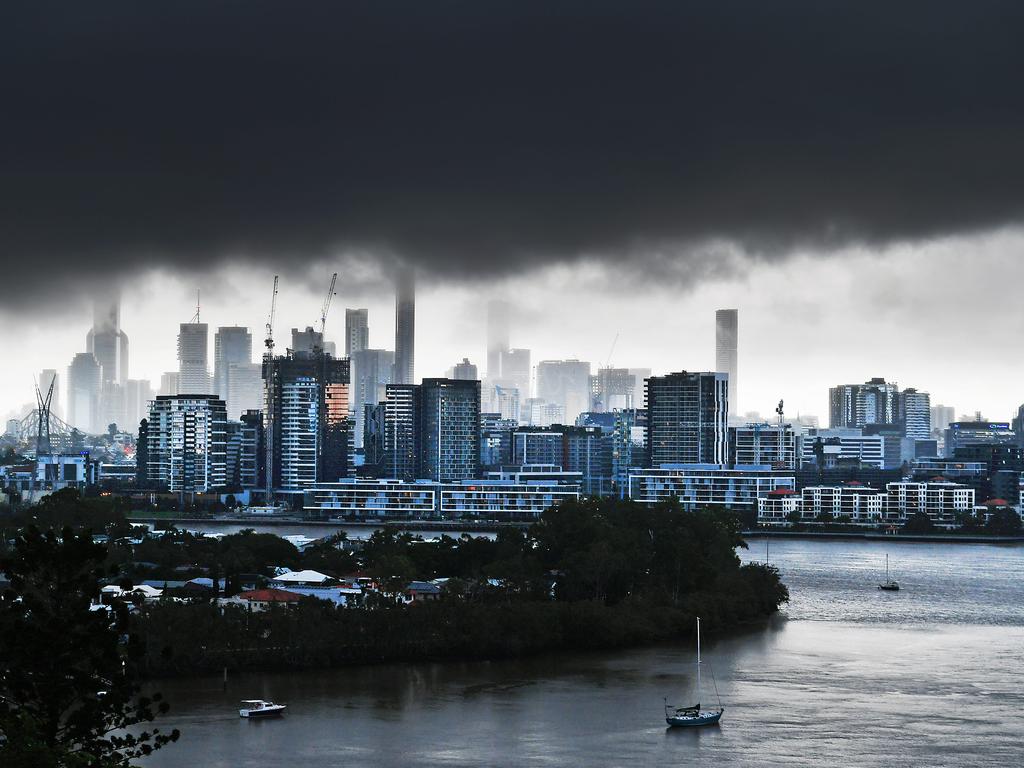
[262,349,353,505]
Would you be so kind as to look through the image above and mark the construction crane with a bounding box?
[604,331,619,368]
[317,272,338,336]
[265,275,279,354]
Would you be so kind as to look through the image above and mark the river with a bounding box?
[142,538,1024,767]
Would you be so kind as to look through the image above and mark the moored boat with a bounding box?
[239,699,287,718]
[878,554,900,591]
[665,617,724,728]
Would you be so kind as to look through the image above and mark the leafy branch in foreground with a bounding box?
[0,527,178,767]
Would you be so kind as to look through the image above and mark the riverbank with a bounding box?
[127,514,528,533]
[742,529,1024,543]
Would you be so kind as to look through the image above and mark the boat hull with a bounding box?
[240,706,286,718]
[666,708,724,728]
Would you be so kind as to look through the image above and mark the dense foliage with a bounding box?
[0,527,178,767]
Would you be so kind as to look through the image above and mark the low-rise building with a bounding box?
[757,488,801,523]
[886,480,975,528]
[798,484,887,524]
[628,464,795,511]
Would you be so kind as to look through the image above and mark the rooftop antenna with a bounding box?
[317,272,338,336]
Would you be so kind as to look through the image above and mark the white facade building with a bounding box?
[628,464,795,511]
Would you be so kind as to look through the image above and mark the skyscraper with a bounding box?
[715,309,738,417]
[67,353,102,433]
[146,394,228,494]
[178,322,211,394]
[225,363,263,421]
[591,367,636,412]
[500,348,531,398]
[214,326,253,404]
[345,309,369,357]
[486,300,511,380]
[263,350,352,501]
[394,267,416,385]
[645,371,729,466]
[87,292,129,386]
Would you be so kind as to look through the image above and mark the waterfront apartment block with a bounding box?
[885,480,975,527]
[303,475,579,520]
[628,464,794,511]
[797,484,887,523]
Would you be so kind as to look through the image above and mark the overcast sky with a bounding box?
[3,2,1024,423]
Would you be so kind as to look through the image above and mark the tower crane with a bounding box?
[265,275,279,354]
[318,272,338,336]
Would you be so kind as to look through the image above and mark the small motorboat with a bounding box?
[878,554,900,591]
[239,699,287,718]
[665,617,724,728]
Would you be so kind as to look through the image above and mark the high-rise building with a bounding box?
[591,367,636,412]
[731,423,798,469]
[214,327,253,413]
[124,379,154,429]
[931,404,955,435]
[263,351,352,501]
[500,348,531,398]
[178,322,211,394]
[394,267,416,385]
[829,378,900,429]
[449,358,478,381]
[536,359,592,423]
[645,371,729,466]
[159,372,181,397]
[38,369,60,419]
[351,348,394,449]
[486,300,511,380]
[87,292,129,386]
[345,309,369,357]
[418,379,481,482]
[67,353,102,433]
[225,362,263,421]
[379,379,481,481]
[900,388,932,440]
[238,410,264,489]
[715,309,738,417]
[146,394,228,493]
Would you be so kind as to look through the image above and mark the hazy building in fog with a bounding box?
[159,372,180,397]
[345,309,369,357]
[591,367,636,412]
[629,368,651,409]
[536,359,591,424]
[214,326,253,411]
[226,362,263,420]
[178,322,211,394]
[715,309,738,417]
[351,348,394,449]
[124,379,154,429]
[290,326,335,356]
[500,348,531,398]
[449,358,478,381]
[67,353,102,433]
[486,300,510,380]
[646,371,729,465]
[87,293,129,386]
[394,268,416,385]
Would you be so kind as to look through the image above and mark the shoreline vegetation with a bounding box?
[3,491,788,681]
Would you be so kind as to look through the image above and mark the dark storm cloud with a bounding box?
[3,1,1024,307]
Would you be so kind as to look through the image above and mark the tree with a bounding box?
[902,511,934,534]
[0,527,178,766]
[985,508,1023,536]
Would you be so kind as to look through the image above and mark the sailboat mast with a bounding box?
[696,616,701,703]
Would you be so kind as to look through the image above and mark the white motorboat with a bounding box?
[239,699,287,718]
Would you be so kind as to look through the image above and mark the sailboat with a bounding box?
[664,617,724,728]
[878,553,900,591]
